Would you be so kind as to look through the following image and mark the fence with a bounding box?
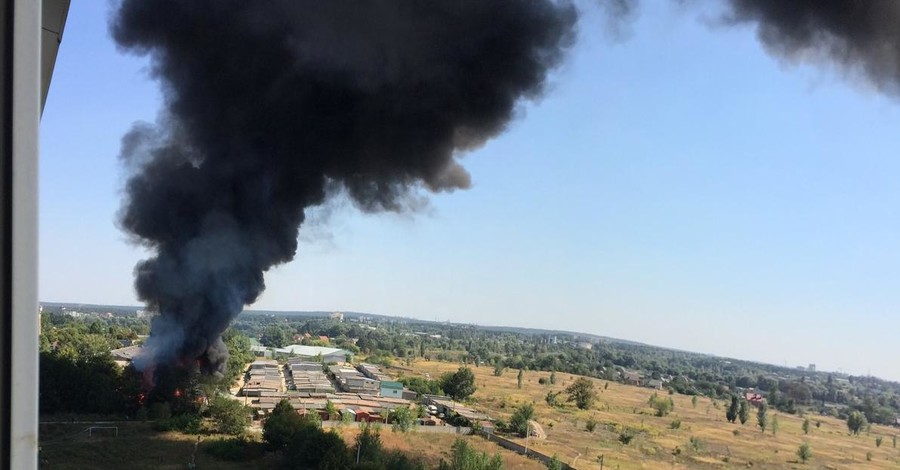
[321,421,472,434]
[480,432,572,469]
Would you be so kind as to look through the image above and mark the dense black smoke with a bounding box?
[110,1,577,376]
[725,0,900,95]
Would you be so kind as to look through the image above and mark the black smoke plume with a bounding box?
[110,1,577,376]
[725,0,900,95]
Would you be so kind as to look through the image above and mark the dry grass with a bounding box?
[39,422,278,470]
[401,359,900,469]
[333,427,545,469]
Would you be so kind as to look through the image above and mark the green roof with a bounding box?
[380,381,403,390]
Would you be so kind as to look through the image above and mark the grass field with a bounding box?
[38,419,543,469]
[401,359,900,469]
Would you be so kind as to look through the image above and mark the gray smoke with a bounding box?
[110,0,577,375]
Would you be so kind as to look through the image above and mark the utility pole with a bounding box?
[598,454,604,470]
[523,422,530,455]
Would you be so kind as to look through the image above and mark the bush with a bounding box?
[796,442,811,464]
[509,403,535,437]
[585,417,597,433]
[688,436,703,453]
[618,428,637,445]
[208,396,250,436]
[669,419,681,430]
[204,437,266,462]
[866,451,873,461]
[876,436,883,447]
[153,413,202,434]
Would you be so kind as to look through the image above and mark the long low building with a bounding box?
[328,365,379,395]
[243,359,283,396]
[286,358,335,394]
[254,344,352,363]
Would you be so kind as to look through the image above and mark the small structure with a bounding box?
[645,379,663,390]
[621,370,642,386]
[745,391,764,407]
[380,381,404,399]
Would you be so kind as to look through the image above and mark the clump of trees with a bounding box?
[508,403,535,437]
[262,399,429,469]
[438,439,503,470]
[441,367,477,401]
[847,410,868,435]
[649,393,674,417]
[566,378,597,410]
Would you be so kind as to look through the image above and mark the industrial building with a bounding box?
[242,359,283,397]
[285,358,335,394]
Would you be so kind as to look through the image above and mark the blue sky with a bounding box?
[40,2,900,380]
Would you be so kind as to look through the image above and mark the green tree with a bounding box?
[509,403,535,437]
[757,402,768,433]
[441,367,477,401]
[802,417,810,435]
[325,400,339,420]
[545,391,562,407]
[260,325,289,348]
[691,395,698,408]
[876,435,883,447]
[797,442,811,463]
[356,422,384,464]
[726,395,739,423]
[738,399,750,425]
[547,455,562,470]
[263,399,303,452]
[437,438,503,470]
[493,363,505,377]
[391,406,415,433]
[208,396,250,436]
[284,427,350,470]
[771,414,779,436]
[517,369,524,389]
[550,371,557,385]
[650,393,673,417]
[565,377,597,410]
[847,410,867,436]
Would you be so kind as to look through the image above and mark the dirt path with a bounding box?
[528,420,546,439]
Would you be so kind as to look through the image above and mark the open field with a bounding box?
[401,359,900,469]
[39,422,280,470]
[331,427,544,469]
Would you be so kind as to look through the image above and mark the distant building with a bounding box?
[576,342,593,350]
[257,344,351,363]
[808,363,816,372]
[744,391,764,407]
[110,345,141,368]
[621,370,642,386]
[646,379,663,390]
[329,312,344,322]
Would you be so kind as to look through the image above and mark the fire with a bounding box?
[174,388,183,398]
[138,393,146,405]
